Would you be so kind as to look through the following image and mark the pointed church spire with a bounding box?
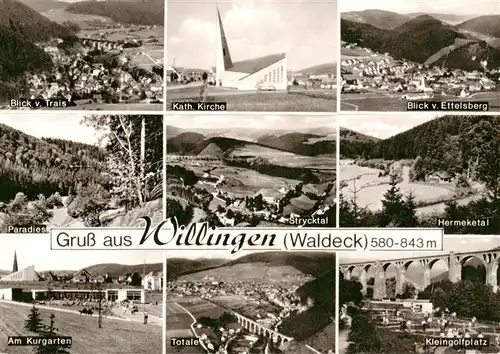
[216,6,233,75]
[12,251,18,273]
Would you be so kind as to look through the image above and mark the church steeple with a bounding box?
[215,6,233,85]
[12,251,18,273]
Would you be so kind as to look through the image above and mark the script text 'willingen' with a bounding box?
[49,217,443,253]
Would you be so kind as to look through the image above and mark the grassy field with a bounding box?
[166,301,204,354]
[340,163,454,211]
[230,146,335,170]
[167,87,335,112]
[37,103,163,111]
[42,8,112,26]
[178,263,304,284]
[0,302,162,354]
[183,162,302,198]
[341,91,500,111]
[210,295,280,321]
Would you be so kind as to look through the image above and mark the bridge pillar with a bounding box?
[396,266,406,295]
[486,262,499,293]
[342,268,351,281]
[373,261,386,300]
[422,266,431,290]
[359,267,367,295]
[448,252,462,283]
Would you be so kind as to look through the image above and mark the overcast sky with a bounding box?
[167,115,336,130]
[0,113,101,146]
[0,235,164,272]
[340,114,438,139]
[340,236,500,264]
[340,0,497,15]
[167,0,337,71]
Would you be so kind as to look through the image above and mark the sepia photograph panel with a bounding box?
[167,250,335,354]
[166,0,337,112]
[165,115,336,228]
[340,0,500,112]
[339,114,500,234]
[0,234,164,354]
[339,235,500,354]
[0,114,163,232]
[0,0,164,111]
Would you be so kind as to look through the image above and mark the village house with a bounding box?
[72,269,92,283]
[142,271,163,291]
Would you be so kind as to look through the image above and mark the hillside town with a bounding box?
[341,43,498,98]
[167,155,335,228]
[4,30,163,108]
[167,64,336,89]
[169,274,315,353]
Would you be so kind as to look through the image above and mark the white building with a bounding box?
[142,271,163,291]
[0,265,37,282]
[215,7,288,90]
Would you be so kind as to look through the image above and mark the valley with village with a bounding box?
[340,9,500,111]
[0,115,163,232]
[166,252,335,354]
[339,115,500,234]
[0,0,164,110]
[165,117,336,229]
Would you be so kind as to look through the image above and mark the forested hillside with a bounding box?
[340,116,500,233]
[341,16,464,64]
[167,133,335,157]
[341,116,500,180]
[0,123,107,202]
[0,0,75,42]
[0,115,163,231]
[0,0,79,101]
[66,0,164,25]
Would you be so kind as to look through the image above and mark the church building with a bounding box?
[215,7,288,90]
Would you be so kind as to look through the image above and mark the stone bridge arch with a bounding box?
[342,250,500,300]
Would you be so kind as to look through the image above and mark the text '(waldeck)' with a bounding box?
[50,217,444,253]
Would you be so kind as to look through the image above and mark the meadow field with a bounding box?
[341,91,500,111]
[41,8,111,26]
[0,301,162,354]
[230,146,335,170]
[44,103,163,111]
[178,263,304,284]
[167,86,336,112]
[183,162,302,198]
[340,161,483,215]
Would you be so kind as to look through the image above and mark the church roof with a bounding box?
[227,53,286,75]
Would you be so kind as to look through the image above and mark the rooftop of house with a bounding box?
[227,53,286,75]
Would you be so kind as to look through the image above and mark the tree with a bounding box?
[399,191,418,227]
[24,304,43,333]
[34,313,71,354]
[130,272,142,286]
[347,313,381,353]
[339,279,364,306]
[67,183,111,226]
[379,173,405,227]
[82,115,163,208]
[401,282,416,299]
[47,192,64,208]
